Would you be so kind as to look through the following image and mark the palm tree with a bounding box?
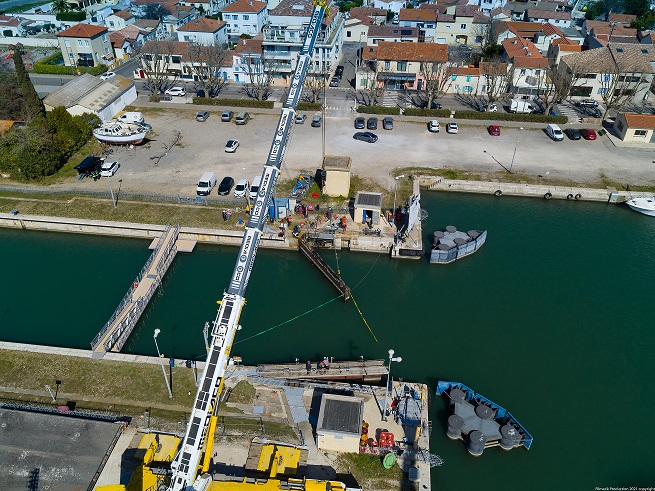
[51,0,69,14]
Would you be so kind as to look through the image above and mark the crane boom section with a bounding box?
[168,5,326,491]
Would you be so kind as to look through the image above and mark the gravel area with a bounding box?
[41,106,655,198]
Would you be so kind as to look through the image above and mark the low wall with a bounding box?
[0,213,294,250]
[421,176,613,202]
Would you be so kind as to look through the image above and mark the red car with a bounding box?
[488,125,501,136]
[580,128,597,140]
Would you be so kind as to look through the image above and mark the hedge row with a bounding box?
[404,108,452,118]
[56,11,86,21]
[357,105,401,115]
[297,102,322,111]
[192,97,274,109]
[450,110,569,124]
[33,52,108,75]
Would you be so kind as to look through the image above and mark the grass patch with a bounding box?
[1,0,49,12]
[227,380,256,405]
[0,349,198,408]
[335,453,404,491]
[217,416,299,443]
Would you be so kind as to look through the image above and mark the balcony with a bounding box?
[262,50,292,59]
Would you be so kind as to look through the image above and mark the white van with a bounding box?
[196,172,217,196]
[249,175,262,200]
[118,112,145,124]
[546,124,564,141]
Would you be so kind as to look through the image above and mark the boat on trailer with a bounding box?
[93,121,147,145]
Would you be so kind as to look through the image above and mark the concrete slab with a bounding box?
[0,408,121,491]
[175,239,197,252]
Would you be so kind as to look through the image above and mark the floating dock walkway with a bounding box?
[298,234,350,301]
[90,224,192,356]
[254,359,387,383]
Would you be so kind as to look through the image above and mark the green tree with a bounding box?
[623,0,650,17]
[13,50,46,124]
[51,0,69,13]
[7,125,62,179]
[481,43,503,61]
[0,63,21,120]
[585,0,606,19]
[630,12,655,30]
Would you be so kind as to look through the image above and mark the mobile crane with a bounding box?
[167,3,331,490]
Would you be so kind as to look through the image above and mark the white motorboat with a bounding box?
[93,121,147,145]
[625,196,655,216]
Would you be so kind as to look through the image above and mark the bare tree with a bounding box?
[598,51,650,120]
[473,16,497,51]
[356,64,383,106]
[302,62,327,104]
[420,61,455,109]
[136,41,180,100]
[242,52,279,101]
[186,43,229,98]
[480,61,513,108]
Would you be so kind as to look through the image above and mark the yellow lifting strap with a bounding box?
[313,0,329,17]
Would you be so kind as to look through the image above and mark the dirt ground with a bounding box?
[44,106,655,200]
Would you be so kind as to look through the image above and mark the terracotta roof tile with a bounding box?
[454,66,479,75]
[541,22,564,37]
[609,13,637,24]
[398,8,437,22]
[562,44,654,74]
[501,36,542,59]
[177,17,225,32]
[347,14,374,25]
[418,4,447,14]
[56,23,108,38]
[512,55,547,68]
[437,13,455,22]
[366,40,448,62]
[0,15,20,27]
[349,7,387,17]
[526,8,571,20]
[222,0,267,13]
[112,9,134,20]
[623,112,655,129]
[233,36,263,55]
[556,44,582,51]
[551,36,575,45]
[368,24,418,37]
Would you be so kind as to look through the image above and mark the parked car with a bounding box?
[576,99,598,108]
[382,117,393,130]
[225,139,240,153]
[295,114,307,124]
[196,172,217,196]
[196,111,209,122]
[100,160,120,177]
[354,117,365,129]
[430,101,442,110]
[428,120,440,133]
[487,125,501,136]
[221,110,234,122]
[165,86,185,97]
[479,102,498,112]
[329,77,340,87]
[546,123,564,141]
[99,71,115,81]
[134,121,152,132]
[335,65,344,77]
[353,131,378,143]
[580,128,597,140]
[446,122,458,134]
[367,117,378,130]
[235,112,250,125]
[564,128,582,140]
[234,178,249,198]
[218,176,235,195]
[311,115,322,127]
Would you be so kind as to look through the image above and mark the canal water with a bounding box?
[1,191,654,490]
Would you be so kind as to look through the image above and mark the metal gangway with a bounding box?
[90,224,179,355]
[168,4,328,490]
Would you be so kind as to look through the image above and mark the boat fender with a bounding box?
[575,193,582,200]
[544,192,552,200]
[494,190,502,197]
[133,281,138,289]
[567,194,573,200]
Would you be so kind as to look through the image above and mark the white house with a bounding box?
[160,6,198,35]
[221,0,268,46]
[104,9,134,31]
[397,8,436,42]
[343,16,371,44]
[263,0,344,82]
[367,24,418,45]
[468,0,507,13]
[0,15,22,37]
[372,0,406,16]
[524,8,572,29]
[179,0,221,15]
[176,17,227,46]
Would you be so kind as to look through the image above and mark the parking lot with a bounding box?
[59,105,655,199]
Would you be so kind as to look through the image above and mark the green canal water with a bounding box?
[1,192,654,490]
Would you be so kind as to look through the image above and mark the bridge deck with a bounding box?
[92,226,179,355]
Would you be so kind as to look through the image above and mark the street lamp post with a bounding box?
[509,127,523,173]
[108,176,116,208]
[153,329,173,398]
[382,348,402,421]
[392,175,405,229]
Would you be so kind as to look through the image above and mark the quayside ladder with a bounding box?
[167,3,328,490]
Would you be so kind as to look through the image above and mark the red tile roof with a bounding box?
[623,112,655,129]
[454,66,480,75]
[177,18,226,32]
[526,8,571,20]
[512,55,547,68]
[112,9,134,20]
[609,13,637,24]
[501,36,542,59]
[222,0,267,13]
[233,36,263,56]
[556,43,582,51]
[418,3,447,14]
[56,23,108,38]
[551,36,575,45]
[349,6,387,17]
[362,40,448,62]
[398,8,437,22]
[0,15,20,27]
